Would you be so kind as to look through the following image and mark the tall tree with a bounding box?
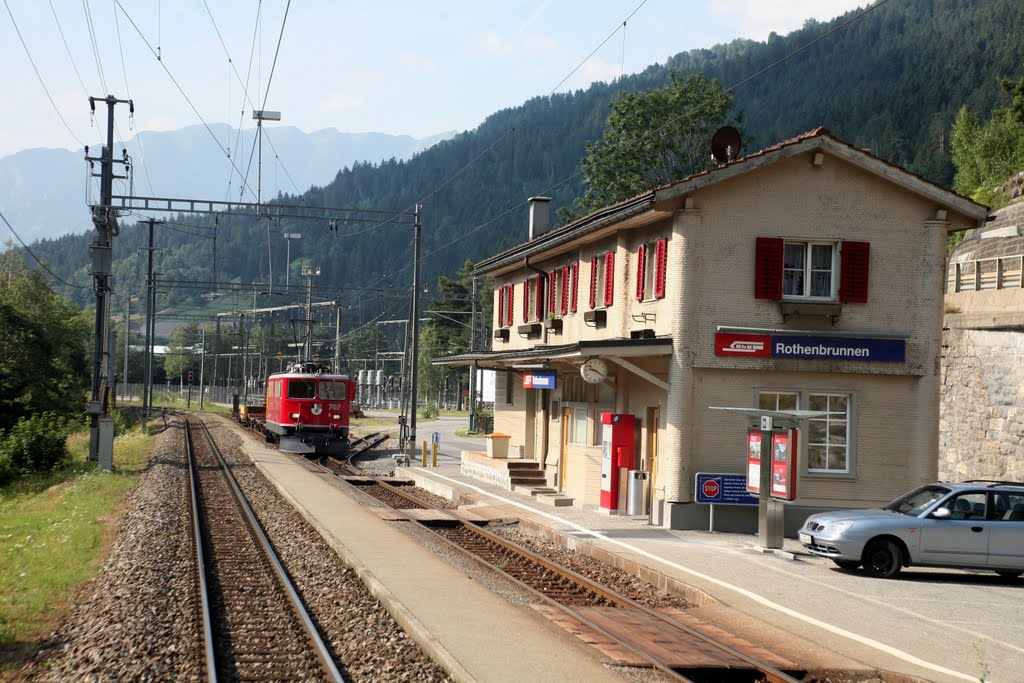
[0,251,90,432]
[562,73,740,221]
[951,76,1024,207]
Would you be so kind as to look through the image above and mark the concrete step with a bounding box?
[506,460,542,470]
[535,493,575,507]
[510,477,547,487]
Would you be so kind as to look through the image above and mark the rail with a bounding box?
[948,253,1024,292]
[185,418,344,682]
[351,478,800,683]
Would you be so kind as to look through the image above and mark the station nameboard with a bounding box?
[715,332,905,362]
[522,370,556,390]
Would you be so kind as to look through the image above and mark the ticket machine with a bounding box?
[600,413,635,511]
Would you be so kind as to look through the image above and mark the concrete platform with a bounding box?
[229,420,623,683]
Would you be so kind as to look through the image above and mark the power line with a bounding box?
[0,209,89,289]
[49,0,90,97]
[3,0,86,148]
[81,0,108,95]
[113,0,259,201]
[360,0,890,294]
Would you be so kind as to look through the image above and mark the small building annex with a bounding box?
[438,128,987,532]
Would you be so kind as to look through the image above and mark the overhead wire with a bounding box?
[113,0,259,201]
[0,209,90,289]
[111,0,156,196]
[81,0,108,95]
[3,0,86,148]
[359,0,890,295]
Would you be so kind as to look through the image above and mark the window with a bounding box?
[497,284,514,328]
[636,238,667,302]
[505,373,514,405]
[757,390,851,474]
[807,394,849,473]
[784,241,835,299]
[589,251,615,309]
[755,238,870,303]
[319,381,347,400]
[523,276,543,322]
[940,492,987,520]
[288,380,316,399]
[570,407,589,444]
[561,375,588,402]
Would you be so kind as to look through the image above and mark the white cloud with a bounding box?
[518,0,555,33]
[706,0,866,42]
[321,94,366,112]
[579,58,623,86]
[137,115,180,132]
[471,30,519,58]
[397,53,437,74]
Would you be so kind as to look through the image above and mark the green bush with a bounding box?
[0,412,70,474]
[0,451,14,487]
[419,403,440,420]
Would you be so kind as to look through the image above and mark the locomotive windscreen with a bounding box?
[319,382,347,400]
[287,380,317,399]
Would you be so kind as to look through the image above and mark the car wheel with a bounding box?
[833,559,861,570]
[996,571,1022,580]
[862,539,903,578]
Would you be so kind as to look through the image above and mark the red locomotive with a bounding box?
[263,362,356,456]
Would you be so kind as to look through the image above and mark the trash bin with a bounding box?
[626,470,649,516]
[485,433,511,459]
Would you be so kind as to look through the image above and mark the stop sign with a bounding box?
[702,479,720,499]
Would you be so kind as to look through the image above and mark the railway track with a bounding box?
[347,478,803,683]
[185,417,343,682]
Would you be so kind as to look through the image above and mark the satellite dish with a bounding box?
[711,126,742,164]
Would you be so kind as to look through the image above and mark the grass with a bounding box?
[455,428,486,439]
[0,424,153,670]
[116,396,232,414]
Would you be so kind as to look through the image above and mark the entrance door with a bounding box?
[645,407,659,514]
[560,407,570,490]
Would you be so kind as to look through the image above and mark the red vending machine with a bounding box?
[600,413,636,511]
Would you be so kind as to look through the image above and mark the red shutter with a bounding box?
[754,237,784,300]
[522,281,529,322]
[505,284,513,327]
[549,270,557,315]
[571,263,579,312]
[560,267,569,315]
[636,244,647,302]
[497,286,505,328]
[535,275,544,321]
[589,256,598,309]
[654,238,667,299]
[839,241,870,303]
[604,251,615,306]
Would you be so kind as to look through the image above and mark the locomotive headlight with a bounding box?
[332,414,341,420]
[289,413,300,420]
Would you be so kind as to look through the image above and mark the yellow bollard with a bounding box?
[432,441,438,467]
[422,441,428,466]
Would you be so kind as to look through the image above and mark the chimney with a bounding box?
[528,196,552,240]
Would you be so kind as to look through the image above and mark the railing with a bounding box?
[948,254,1024,292]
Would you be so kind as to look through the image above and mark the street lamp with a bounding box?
[253,109,281,293]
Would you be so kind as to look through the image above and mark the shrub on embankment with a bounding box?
[0,412,73,486]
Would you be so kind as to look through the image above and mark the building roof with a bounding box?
[474,127,989,277]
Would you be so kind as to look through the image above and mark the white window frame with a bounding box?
[783,240,837,301]
[756,389,854,476]
[642,242,658,302]
[525,278,540,323]
[593,253,608,310]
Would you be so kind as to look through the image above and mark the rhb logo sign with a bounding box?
[715,333,771,357]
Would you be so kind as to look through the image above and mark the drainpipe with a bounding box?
[523,255,550,470]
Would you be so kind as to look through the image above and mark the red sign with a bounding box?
[522,373,533,388]
[771,429,799,501]
[746,429,761,494]
[702,479,721,499]
[716,332,771,358]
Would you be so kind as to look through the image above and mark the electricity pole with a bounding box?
[86,95,132,468]
[408,204,423,457]
[142,218,161,417]
[301,265,320,363]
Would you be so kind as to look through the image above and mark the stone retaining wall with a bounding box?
[940,326,1024,482]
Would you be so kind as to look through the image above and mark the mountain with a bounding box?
[24,0,1024,328]
[0,125,455,244]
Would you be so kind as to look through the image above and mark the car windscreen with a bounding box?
[885,485,951,516]
[287,380,317,399]
[318,381,347,400]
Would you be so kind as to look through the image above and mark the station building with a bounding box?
[439,128,986,532]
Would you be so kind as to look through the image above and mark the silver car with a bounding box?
[798,481,1024,578]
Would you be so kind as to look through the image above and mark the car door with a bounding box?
[988,491,1024,570]
[918,492,990,567]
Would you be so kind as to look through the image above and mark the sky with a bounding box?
[0,1,867,160]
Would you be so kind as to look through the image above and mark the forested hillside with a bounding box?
[28,0,1024,330]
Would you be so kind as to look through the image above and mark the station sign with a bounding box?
[716,332,905,362]
[695,472,758,505]
[522,370,556,390]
